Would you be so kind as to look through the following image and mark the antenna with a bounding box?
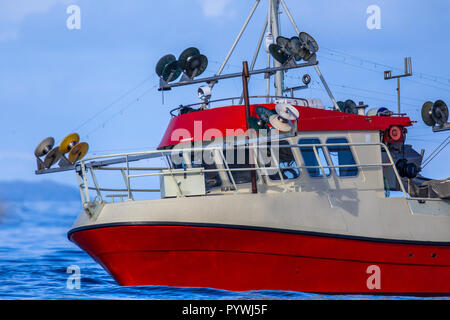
[384,57,412,114]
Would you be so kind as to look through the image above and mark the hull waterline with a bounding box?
[69,224,450,294]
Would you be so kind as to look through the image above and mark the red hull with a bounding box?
[69,224,450,294]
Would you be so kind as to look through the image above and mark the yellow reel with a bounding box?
[68,142,89,163]
[59,133,80,154]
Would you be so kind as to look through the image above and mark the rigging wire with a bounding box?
[306,83,420,109]
[70,75,153,133]
[317,54,450,94]
[82,84,157,140]
[284,73,425,105]
[320,47,450,88]
[209,60,427,109]
[421,136,450,169]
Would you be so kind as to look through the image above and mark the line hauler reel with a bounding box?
[156,47,209,90]
[34,137,61,170]
[421,100,449,132]
[269,103,300,132]
[269,32,319,66]
[34,133,89,171]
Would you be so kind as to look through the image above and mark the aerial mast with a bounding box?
[156,0,340,112]
[269,0,283,97]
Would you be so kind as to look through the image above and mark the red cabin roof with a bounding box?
[158,104,413,149]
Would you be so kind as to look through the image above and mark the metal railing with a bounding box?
[169,95,312,117]
[73,140,429,206]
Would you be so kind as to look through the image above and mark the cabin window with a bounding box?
[263,140,300,180]
[222,147,256,185]
[298,138,331,177]
[326,138,358,177]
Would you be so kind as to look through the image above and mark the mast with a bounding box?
[269,0,283,97]
[157,0,339,111]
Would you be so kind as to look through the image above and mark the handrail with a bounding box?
[87,187,159,192]
[76,141,414,204]
[169,95,311,117]
[79,142,385,163]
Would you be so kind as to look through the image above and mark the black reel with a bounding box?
[396,159,418,179]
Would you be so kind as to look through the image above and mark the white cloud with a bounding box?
[197,0,232,18]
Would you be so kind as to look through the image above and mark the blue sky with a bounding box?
[0,0,449,186]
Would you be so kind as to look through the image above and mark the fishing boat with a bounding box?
[34,0,450,294]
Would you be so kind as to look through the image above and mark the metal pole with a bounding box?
[125,155,134,200]
[398,78,401,113]
[270,0,283,97]
[280,0,339,111]
[280,0,300,34]
[384,57,412,115]
[239,15,268,104]
[314,65,339,111]
[242,61,258,194]
[161,60,317,90]
[211,0,260,89]
[251,15,268,72]
[243,62,252,123]
[81,161,90,202]
[76,171,86,204]
[266,52,271,102]
[89,169,103,202]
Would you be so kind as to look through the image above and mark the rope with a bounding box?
[70,75,153,133]
[421,136,450,169]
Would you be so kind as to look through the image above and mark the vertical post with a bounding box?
[90,169,103,202]
[397,77,401,114]
[125,155,134,200]
[242,61,258,194]
[270,0,283,97]
[242,61,252,122]
[266,52,271,102]
[76,170,86,205]
[384,57,412,115]
[81,161,90,202]
[239,15,268,104]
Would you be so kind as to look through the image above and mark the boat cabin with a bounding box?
[153,101,414,199]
